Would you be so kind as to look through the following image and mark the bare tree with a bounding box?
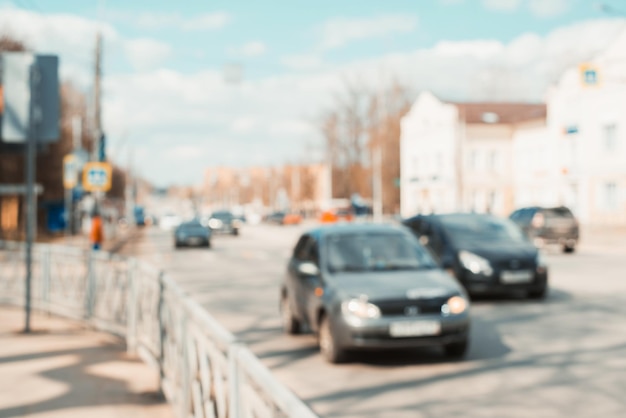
[318,76,414,213]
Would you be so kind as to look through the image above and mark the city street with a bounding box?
[122,223,626,418]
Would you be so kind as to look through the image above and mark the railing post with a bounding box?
[229,343,243,418]
[157,271,166,385]
[180,309,191,418]
[41,246,52,314]
[126,258,139,354]
[85,250,96,319]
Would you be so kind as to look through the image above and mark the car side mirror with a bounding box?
[297,262,320,277]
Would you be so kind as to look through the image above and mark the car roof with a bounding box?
[305,222,409,239]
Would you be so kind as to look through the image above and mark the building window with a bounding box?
[469,150,479,171]
[604,124,617,152]
[605,182,618,210]
[488,150,500,172]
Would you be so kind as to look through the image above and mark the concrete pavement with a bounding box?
[0,306,173,418]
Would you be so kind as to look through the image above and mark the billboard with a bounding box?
[0,52,60,143]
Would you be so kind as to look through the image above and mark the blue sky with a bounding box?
[2,0,625,186]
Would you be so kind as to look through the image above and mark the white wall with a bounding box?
[400,92,458,218]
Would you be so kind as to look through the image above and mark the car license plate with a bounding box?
[187,237,201,245]
[389,321,441,338]
[501,270,533,284]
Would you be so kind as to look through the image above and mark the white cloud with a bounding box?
[0,4,118,86]
[529,0,569,18]
[137,12,231,31]
[181,13,231,31]
[229,41,267,58]
[318,14,418,50]
[281,54,325,71]
[482,0,522,12]
[483,0,570,17]
[124,38,172,72]
[433,40,505,58]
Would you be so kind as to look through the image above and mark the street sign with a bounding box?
[63,154,79,189]
[83,162,112,192]
[579,63,600,87]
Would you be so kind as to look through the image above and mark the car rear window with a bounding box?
[543,207,574,219]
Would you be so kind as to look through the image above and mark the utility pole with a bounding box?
[24,64,41,333]
[93,32,102,161]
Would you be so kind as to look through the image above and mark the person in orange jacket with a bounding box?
[90,209,104,251]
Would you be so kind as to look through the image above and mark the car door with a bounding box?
[287,234,312,321]
[288,235,323,324]
[293,236,324,328]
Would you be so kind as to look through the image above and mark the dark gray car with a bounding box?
[280,223,471,363]
[174,219,212,248]
[509,206,579,253]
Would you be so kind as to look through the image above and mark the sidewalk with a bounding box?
[0,307,173,418]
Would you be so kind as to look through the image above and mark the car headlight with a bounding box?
[208,219,222,229]
[459,251,493,276]
[441,296,468,315]
[536,253,547,267]
[341,298,381,319]
[536,253,547,273]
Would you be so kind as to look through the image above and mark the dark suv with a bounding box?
[509,206,579,253]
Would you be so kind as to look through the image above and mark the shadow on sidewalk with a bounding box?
[0,312,171,418]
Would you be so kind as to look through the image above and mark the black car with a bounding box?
[280,223,471,363]
[509,206,579,253]
[207,210,240,236]
[174,220,212,248]
[403,213,548,299]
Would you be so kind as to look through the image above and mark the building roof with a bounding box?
[448,102,546,124]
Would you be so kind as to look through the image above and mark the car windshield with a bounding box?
[325,232,437,273]
[211,212,233,220]
[439,215,526,243]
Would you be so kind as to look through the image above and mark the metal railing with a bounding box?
[0,241,319,418]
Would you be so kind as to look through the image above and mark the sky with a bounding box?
[1,0,625,187]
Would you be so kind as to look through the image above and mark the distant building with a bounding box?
[202,163,331,216]
[400,91,546,218]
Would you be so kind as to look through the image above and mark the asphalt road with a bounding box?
[122,222,626,418]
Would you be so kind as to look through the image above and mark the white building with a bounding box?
[542,32,626,226]
[400,91,546,219]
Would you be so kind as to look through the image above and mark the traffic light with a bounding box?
[98,133,106,162]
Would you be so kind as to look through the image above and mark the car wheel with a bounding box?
[206,240,212,249]
[528,286,547,300]
[444,340,468,359]
[319,315,346,364]
[280,296,301,335]
[174,241,181,249]
[232,229,239,236]
[562,245,575,254]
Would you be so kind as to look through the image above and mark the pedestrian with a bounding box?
[90,209,104,251]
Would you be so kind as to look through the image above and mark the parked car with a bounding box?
[265,211,302,225]
[174,219,212,248]
[280,223,471,363]
[509,206,579,253]
[207,210,240,236]
[403,213,548,299]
